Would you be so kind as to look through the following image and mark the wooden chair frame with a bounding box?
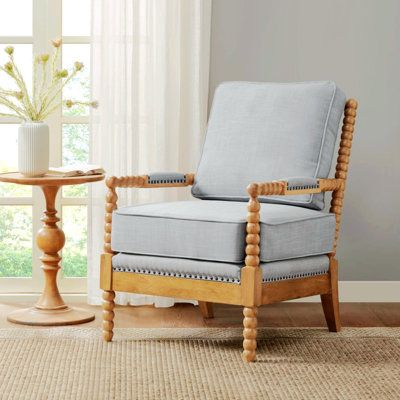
[100,99,358,362]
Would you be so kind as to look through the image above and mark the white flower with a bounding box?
[51,38,62,48]
[4,62,13,72]
[74,61,84,71]
[5,46,14,56]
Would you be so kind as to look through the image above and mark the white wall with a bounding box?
[209,0,400,280]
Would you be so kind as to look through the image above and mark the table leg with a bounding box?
[7,185,95,326]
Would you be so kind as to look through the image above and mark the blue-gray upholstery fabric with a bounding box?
[112,253,330,284]
[111,200,335,263]
[148,172,186,184]
[261,255,329,282]
[191,81,346,210]
[113,253,242,283]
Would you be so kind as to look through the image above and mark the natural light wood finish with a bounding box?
[100,253,113,291]
[321,258,341,332]
[330,99,358,254]
[101,99,358,362]
[251,178,343,197]
[100,254,115,340]
[241,184,262,361]
[102,290,115,341]
[262,274,331,304]
[0,172,104,186]
[242,306,258,362]
[110,270,242,305]
[0,173,104,326]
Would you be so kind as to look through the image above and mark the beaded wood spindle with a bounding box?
[330,99,358,254]
[104,177,118,254]
[243,306,258,362]
[242,183,260,362]
[103,177,118,341]
[102,290,115,341]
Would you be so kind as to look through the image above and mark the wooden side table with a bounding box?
[0,172,104,326]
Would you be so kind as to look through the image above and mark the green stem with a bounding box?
[8,55,35,119]
[39,69,78,120]
[40,101,61,120]
[38,76,63,118]
[38,46,62,116]
[0,95,27,118]
[67,100,93,107]
[0,67,33,119]
[51,46,60,83]
[39,62,48,104]
[0,111,22,119]
[33,58,38,112]
[0,89,15,95]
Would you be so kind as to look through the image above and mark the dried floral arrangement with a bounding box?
[0,39,97,121]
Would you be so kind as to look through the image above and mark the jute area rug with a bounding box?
[0,327,399,400]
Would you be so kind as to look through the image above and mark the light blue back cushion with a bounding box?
[191,81,346,210]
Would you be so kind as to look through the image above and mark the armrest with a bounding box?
[247,177,343,197]
[104,172,195,254]
[106,172,195,189]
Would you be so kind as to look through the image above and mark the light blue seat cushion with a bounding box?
[191,81,346,210]
[112,253,330,284]
[111,200,335,263]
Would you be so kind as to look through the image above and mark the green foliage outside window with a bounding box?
[62,123,90,198]
[0,206,32,277]
[61,120,90,276]
[62,206,87,277]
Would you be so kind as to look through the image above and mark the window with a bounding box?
[0,0,91,294]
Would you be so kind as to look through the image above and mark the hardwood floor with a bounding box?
[0,302,399,329]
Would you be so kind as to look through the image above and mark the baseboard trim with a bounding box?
[290,281,400,303]
[0,282,399,303]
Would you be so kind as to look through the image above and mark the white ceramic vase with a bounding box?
[18,121,49,177]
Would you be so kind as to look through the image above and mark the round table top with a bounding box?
[0,172,105,186]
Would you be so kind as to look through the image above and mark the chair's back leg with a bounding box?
[321,258,341,332]
[321,99,357,332]
[198,301,214,318]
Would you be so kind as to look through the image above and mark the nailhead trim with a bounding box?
[112,266,240,284]
[262,270,327,282]
[148,174,186,185]
[286,183,320,191]
[112,266,328,284]
[148,178,186,184]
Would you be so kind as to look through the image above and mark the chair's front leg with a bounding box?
[242,184,262,362]
[102,290,115,341]
[243,306,258,361]
[102,180,118,342]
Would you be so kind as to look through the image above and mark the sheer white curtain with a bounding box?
[88,0,211,306]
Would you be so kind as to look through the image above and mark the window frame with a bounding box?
[0,0,90,294]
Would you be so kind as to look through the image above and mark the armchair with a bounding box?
[100,81,358,362]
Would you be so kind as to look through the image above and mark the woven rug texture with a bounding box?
[0,327,399,400]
